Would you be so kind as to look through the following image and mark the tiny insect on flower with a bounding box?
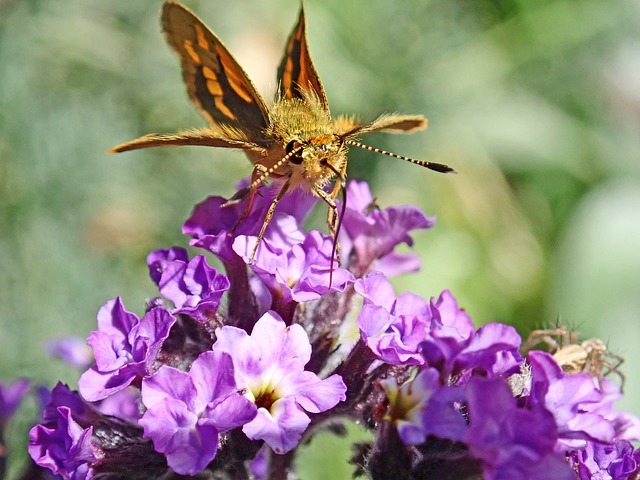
[523,326,625,390]
[109,1,455,275]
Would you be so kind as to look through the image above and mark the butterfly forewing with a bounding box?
[162,2,270,144]
[349,114,427,137]
[276,6,328,110]
[109,128,266,154]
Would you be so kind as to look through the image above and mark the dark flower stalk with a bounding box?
[222,253,259,330]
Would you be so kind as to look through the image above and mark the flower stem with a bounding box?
[224,256,258,331]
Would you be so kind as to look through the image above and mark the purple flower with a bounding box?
[235,211,306,258]
[212,311,347,453]
[528,351,615,445]
[354,271,431,365]
[46,336,94,370]
[147,247,230,321]
[580,378,640,442]
[570,439,640,480]
[183,195,256,262]
[420,290,522,384]
[381,367,466,445]
[355,274,519,378]
[36,384,167,478]
[28,406,99,480]
[42,383,103,427]
[0,378,29,426]
[249,446,268,480]
[464,377,575,480]
[139,350,256,475]
[183,180,316,262]
[147,245,186,285]
[250,273,274,316]
[96,387,142,422]
[78,298,176,402]
[233,216,354,304]
[338,180,435,277]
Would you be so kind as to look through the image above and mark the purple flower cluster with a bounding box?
[24,179,640,479]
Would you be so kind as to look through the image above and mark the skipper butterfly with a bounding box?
[110,1,454,269]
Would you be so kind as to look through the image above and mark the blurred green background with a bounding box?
[1,0,639,477]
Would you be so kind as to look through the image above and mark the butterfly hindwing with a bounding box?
[276,5,328,109]
[162,2,270,144]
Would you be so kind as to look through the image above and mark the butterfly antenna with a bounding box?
[344,139,456,174]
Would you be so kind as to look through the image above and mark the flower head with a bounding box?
[212,311,347,453]
[464,377,575,480]
[569,439,640,480]
[29,406,99,480]
[420,290,522,384]
[339,180,435,276]
[381,368,466,445]
[139,350,257,475]
[43,383,103,426]
[147,247,230,321]
[35,384,166,478]
[97,387,142,422]
[183,180,316,262]
[354,271,431,365]
[528,350,616,445]
[234,217,354,305]
[78,298,175,401]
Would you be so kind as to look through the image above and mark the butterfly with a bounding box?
[110,1,454,273]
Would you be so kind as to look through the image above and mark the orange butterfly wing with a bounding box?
[162,2,271,144]
[276,6,328,109]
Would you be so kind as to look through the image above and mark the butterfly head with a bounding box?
[284,134,347,189]
[265,91,346,190]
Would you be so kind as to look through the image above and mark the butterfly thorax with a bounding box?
[266,93,347,192]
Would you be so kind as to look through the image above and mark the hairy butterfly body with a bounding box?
[110,1,454,269]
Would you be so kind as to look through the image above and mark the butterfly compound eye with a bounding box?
[286,140,304,165]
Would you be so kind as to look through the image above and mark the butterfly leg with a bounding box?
[322,158,348,241]
[314,186,344,287]
[326,176,344,238]
[226,165,269,236]
[315,187,340,239]
[250,179,291,263]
